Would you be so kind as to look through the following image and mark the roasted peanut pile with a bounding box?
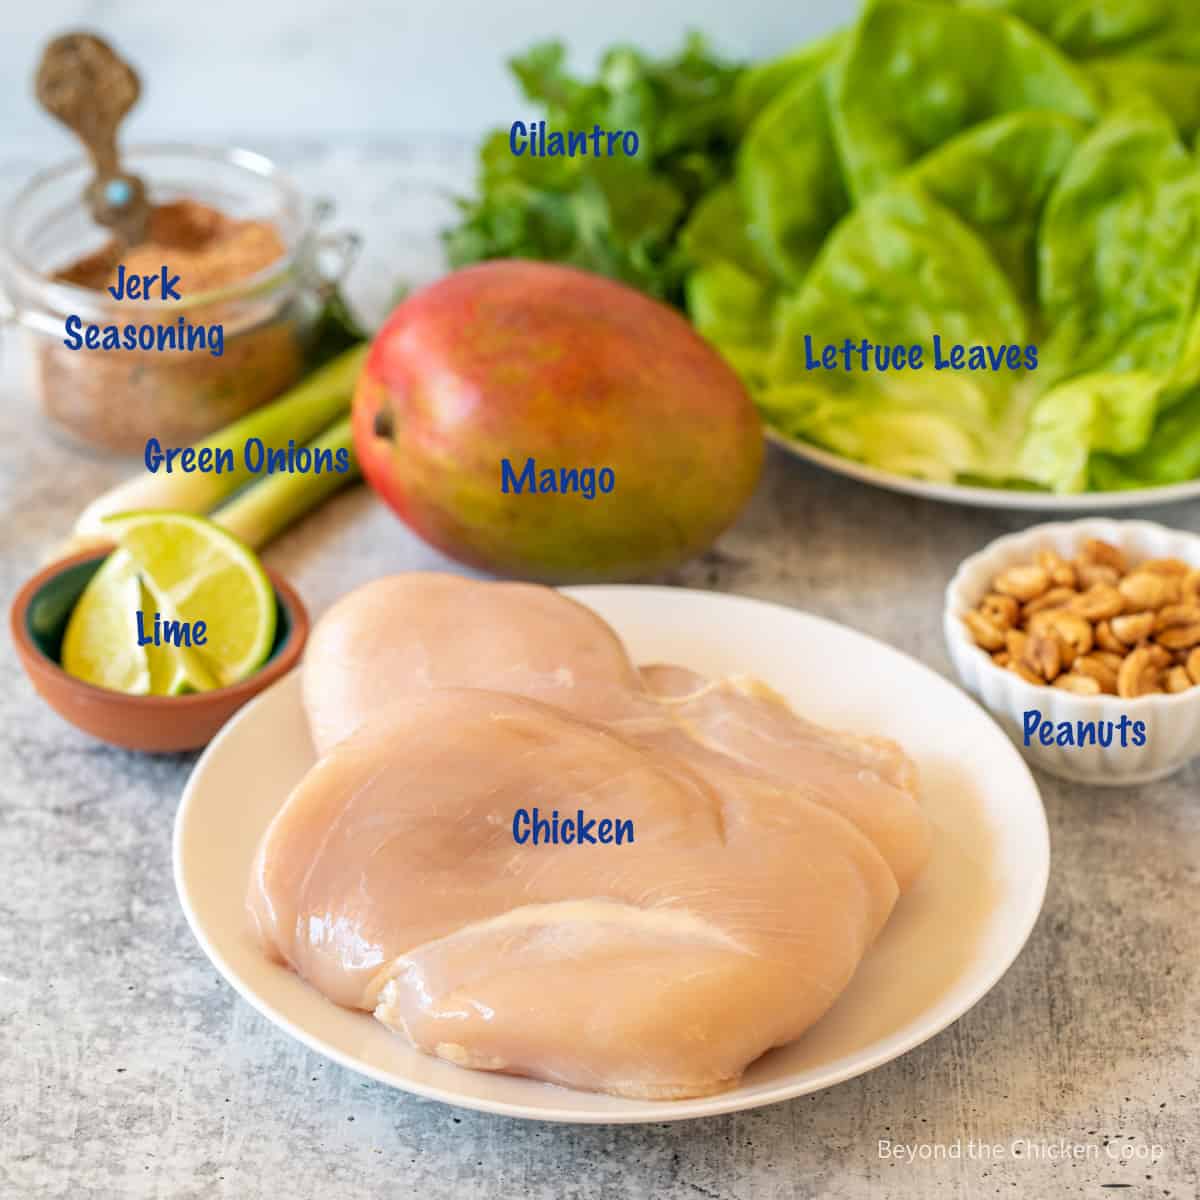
[963,538,1200,698]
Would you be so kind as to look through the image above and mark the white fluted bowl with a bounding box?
[945,519,1200,786]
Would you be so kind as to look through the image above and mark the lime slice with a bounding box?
[141,582,221,695]
[61,550,151,694]
[104,512,277,688]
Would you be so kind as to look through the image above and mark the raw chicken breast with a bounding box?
[637,666,929,892]
[248,689,905,1099]
[302,574,928,892]
[303,573,640,754]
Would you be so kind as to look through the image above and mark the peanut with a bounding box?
[1037,549,1077,588]
[1043,611,1093,660]
[1118,571,1175,611]
[1154,604,1200,650]
[1165,666,1192,694]
[1187,648,1200,685]
[1111,612,1156,645]
[1023,631,1064,682]
[1022,586,1078,619]
[1069,584,1123,621]
[1146,644,1173,671]
[1081,538,1128,573]
[1055,673,1102,696]
[1140,558,1190,577]
[980,593,1019,630]
[1072,654,1119,694]
[963,610,1006,651]
[1008,660,1045,686]
[994,564,1050,602]
[1117,648,1162,699]
[1026,610,1058,635]
[1075,561,1121,590]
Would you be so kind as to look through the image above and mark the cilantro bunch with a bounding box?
[444,35,743,306]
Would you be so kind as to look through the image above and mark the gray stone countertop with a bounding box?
[0,142,1196,1200]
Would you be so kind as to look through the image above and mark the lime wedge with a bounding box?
[141,582,221,695]
[61,550,151,694]
[104,512,277,688]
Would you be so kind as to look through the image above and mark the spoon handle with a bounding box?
[35,32,149,245]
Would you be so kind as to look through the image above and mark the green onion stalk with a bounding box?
[212,414,360,549]
[59,343,368,557]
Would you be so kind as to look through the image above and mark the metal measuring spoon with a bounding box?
[35,32,149,246]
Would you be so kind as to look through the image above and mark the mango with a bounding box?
[353,262,763,581]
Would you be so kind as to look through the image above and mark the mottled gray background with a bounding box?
[2,0,848,146]
[2,141,1198,1199]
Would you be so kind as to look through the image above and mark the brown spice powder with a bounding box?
[41,199,302,452]
[56,198,286,293]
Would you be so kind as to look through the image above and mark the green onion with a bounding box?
[63,343,368,553]
[211,415,360,549]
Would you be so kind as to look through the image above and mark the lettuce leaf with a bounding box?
[908,110,1085,307]
[764,182,1035,483]
[738,71,849,284]
[771,186,1028,386]
[682,186,778,387]
[1088,58,1200,138]
[1016,371,1167,490]
[1090,392,1200,487]
[1037,100,1200,382]
[733,32,845,129]
[831,1,1096,200]
[960,0,1200,63]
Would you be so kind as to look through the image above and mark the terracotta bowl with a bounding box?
[10,547,309,753]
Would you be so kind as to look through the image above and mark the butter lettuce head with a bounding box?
[449,0,1200,494]
[682,0,1200,494]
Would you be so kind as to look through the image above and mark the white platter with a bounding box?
[174,586,1049,1124]
[769,430,1200,511]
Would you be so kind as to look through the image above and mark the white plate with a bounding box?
[174,586,1049,1124]
[769,430,1200,511]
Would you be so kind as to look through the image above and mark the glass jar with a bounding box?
[0,143,357,454]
